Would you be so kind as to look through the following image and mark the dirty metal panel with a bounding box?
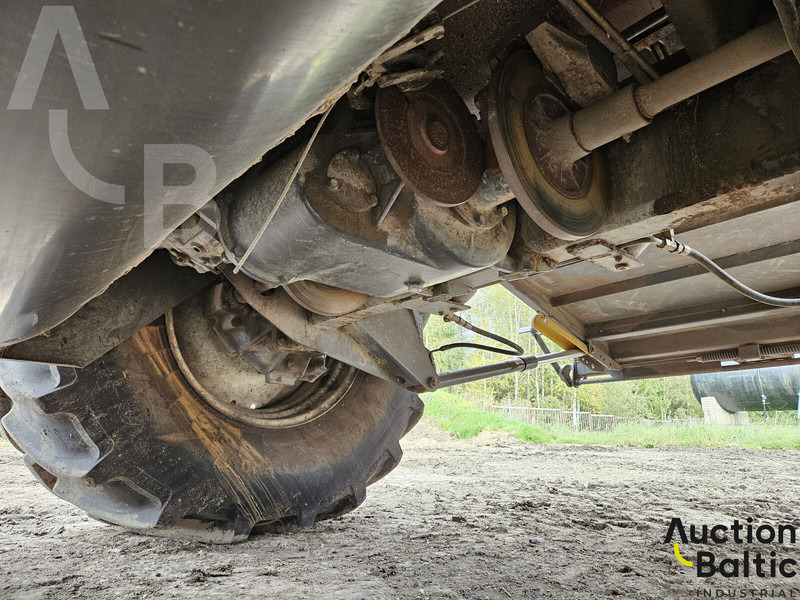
[608,309,800,364]
[506,54,800,376]
[512,55,800,265]
[620,356,800,381]
[532,201,800,325]
[529,201,800,301]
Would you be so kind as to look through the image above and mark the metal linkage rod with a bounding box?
[436,349,584,388]
[570,0,660,81]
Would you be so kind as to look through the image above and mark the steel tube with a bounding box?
[636,19,789,117]
[552,19,790,163]
[436,349,584,388]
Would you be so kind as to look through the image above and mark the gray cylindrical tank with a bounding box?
[690,365,800,413]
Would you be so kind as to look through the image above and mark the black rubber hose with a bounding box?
[628,235,800,308]
[430,314,524,357]
[685,246,800,307]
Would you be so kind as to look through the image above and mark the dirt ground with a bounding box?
[2,422,800,600]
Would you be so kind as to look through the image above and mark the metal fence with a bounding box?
[491,406,703,431]
[491,406,618,431]
[493,406,563,427]
[629,417,704,427]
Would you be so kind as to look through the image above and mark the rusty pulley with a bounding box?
[376,80,484,207]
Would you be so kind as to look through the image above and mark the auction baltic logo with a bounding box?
[667,517,800,585]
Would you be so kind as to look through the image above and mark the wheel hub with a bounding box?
[484,51,608,240]
[166,283,357,427]
[376,79,484,207]
[524,92,593,199]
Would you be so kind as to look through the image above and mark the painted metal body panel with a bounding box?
[0,0,438,346]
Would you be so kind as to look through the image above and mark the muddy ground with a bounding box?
[2,422,800,600]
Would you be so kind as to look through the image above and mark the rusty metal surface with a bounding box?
[376,80,483,206]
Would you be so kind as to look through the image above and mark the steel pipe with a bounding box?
[552,19,791,164]
[556,0,657,83]
[435,349,584,388]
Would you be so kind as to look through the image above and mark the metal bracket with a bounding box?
[225,270,437,389]
[522,314,621,376]
[526,20,617,107]
[565,239,645,273]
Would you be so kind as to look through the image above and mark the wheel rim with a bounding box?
[166,291,357,428]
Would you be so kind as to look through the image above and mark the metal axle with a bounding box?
[548,19,791,165]
[435,349,584,388]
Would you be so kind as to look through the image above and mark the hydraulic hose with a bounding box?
[630,235,800,308]
[430,314,524,357]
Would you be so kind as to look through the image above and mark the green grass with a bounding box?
[421,391,800,450]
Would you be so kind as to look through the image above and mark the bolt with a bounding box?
[615,263,630,271]
[327,177,340,191]
[426,119,450,151]
[405,280,423,293]
[277,337,287,347]
[428,376,440,390]
[395,376,406,386]
[286,359,296,369]
[232,289,247,304]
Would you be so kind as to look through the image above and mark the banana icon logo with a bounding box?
[674,543,693,567]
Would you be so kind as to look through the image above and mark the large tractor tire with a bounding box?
[0,318,422,543]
